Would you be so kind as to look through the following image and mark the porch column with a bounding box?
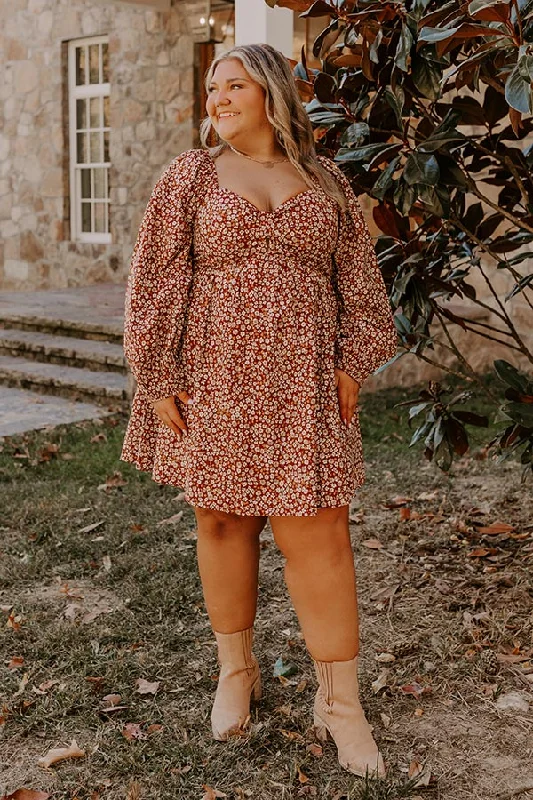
[234,0,293,58]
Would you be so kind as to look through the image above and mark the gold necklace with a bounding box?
[227,143,289,169]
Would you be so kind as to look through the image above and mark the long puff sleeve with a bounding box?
[123,149,203,402]
[319,157,397,386]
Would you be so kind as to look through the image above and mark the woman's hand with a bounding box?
[334,368,360,428]
[152,392,194,438]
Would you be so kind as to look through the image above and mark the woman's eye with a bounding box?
[230,84,242,89]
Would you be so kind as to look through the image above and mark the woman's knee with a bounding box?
[194,506,267,539]
[271,505,351,562]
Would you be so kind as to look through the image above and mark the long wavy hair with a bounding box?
[199,43,347,210]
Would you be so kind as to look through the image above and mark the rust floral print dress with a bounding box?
[120,148,397,516]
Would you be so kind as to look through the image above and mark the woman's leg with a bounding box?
[193,506,267,632]
[268,504,358,660]
[193,506,267,740]
[269,504,384,777]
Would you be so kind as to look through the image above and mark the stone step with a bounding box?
[0,312,123,344]
[0,355,128,408]
[0,328,126,373]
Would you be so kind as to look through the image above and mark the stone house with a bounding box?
[0,0,530,394]
[0,0,324,292]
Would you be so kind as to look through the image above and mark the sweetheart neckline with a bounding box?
[206,151,317,214]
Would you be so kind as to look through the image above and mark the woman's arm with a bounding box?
[321,158,397,387]
[123,149,202,403]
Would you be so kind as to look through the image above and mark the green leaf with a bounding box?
[412,56,443,100]
[395,22,414,72]
[453,410,490,427]
[504,402,533,428]
[404,152,440,186]
[372,156,401,201]
[418,26,459,43]
[340,122,370,146]
[494,359,533,394]
[505,64,533,113]
[335,142,400,165]
[418,131,467,152]
[273,656,298,678]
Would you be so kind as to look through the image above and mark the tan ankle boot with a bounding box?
[211,626,262,741]
[312,655,385,778]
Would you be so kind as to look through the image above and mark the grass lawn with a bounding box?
[1,378,532,800]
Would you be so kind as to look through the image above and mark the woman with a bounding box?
[121,43,396,778]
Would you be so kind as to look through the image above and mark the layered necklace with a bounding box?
[227,142,289,169]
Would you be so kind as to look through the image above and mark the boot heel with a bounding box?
[252,672,262,701]
[313,717,330,742]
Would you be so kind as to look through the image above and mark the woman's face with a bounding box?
[206,58,269,142]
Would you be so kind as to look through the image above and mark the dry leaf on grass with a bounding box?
[7,656,24,670]
[136,678,159,695]
[157,512,184,526]
[37,739,85,769]
[476,521,515,535]
[362,538,383,549]
[202,787,227,799]
[297,767,309,784]
[306,742,323,757]
[77,521,104,535]
[1,790,50,800]
[122,723,148,740]
[372,670,390,694]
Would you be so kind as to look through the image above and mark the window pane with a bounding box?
[93,168,106,199]
[76,46,86,85]
[90,132,101,163]
[103,131,110,162]
[89,44,100,84]
[76,98,86,130]
[81,202,92,232]
[94,203,106,233]
[103,96,110,128]
[80,168,91,199]
[102,42,109,83]
[77,132,88,163]
[89,96,100,129]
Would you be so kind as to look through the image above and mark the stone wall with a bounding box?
[0,0,201,290]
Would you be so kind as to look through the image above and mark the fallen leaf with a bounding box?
[77,521,105,535]
[371,670,390,694]
[8,656,24,670]
[273,656,298,678]
[6,613,22,631]
[297,767,309,784]
[416,491,440,501]
[90,433,107,443]
[136,678,159,695]
[477,522,515,535]
[157,512,184,526]
[1,791,50,800]
[467,548,498,558]
[306,742,323,757]
[122,723,147,740]
[362,538,383,549]
[375,652,396,663]
[201,787,227,799]
[100,693,123,709]
[400,681,432,699]
[281,729,304,742]
[34,680,60,694]
[385,496,413,507]
[37,739,85,769]
[146,723,164,735]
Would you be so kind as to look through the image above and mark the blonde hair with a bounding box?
[199,43,347,210]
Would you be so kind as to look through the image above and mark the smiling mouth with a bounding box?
[217,112,239,119]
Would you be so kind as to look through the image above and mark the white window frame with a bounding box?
[68,35,111,244]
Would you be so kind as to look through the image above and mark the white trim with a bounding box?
[68,35,111,244]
